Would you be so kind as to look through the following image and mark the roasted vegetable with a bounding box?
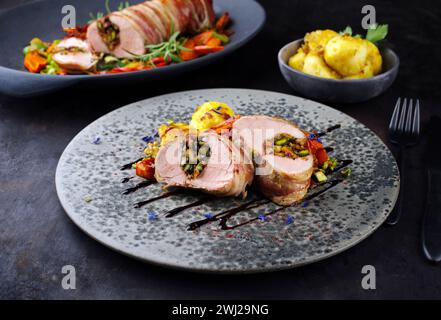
[313,171,328,183]
[24,51,47,73]
[179,39,198,61]
[215,12,230,32]
[135,158,155,180]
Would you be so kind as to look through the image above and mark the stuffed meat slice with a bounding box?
[155,131,253,197]
[52,37,97,72]
[87,0,215,58]
[232,115,314,205]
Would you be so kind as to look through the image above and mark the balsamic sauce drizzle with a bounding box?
[165,197,210,218]
[219,179,344,230]
[122,180,156,195]
[121,176,135,183]
[120,124,350,230]
[187,159,353,231]
[120,158,144,171]
[133,191,177,208]
[317,124,341,137]
[188,199,270,231]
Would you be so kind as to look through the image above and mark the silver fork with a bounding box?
[386,98,421,225]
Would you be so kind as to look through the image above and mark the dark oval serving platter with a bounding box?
[0,0,265,97]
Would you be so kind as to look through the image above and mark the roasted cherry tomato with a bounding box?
[315,148,329,166]
[135,158,155,180]
[307,138,324,154]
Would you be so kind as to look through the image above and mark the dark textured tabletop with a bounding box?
[1,0,441,299]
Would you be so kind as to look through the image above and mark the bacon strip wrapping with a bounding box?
[87,0,215,58]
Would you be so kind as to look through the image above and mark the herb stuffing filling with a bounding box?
[268,133,310,159]
[97,17,120,50]
[181,137,211,178]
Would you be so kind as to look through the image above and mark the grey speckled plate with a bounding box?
[55,89,399,273]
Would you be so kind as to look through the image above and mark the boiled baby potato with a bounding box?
[366,40,382,75]
[158,122,189,145]
[344,62,375,79]
[302,52,341,79]
[288,48,306,71]
[324,35,369,76]
[304,29,339,53]
[190,101,235,131]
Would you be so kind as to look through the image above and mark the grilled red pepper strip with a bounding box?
[315,148,329,166]
[215,12,230,32]
[193,45,224,55]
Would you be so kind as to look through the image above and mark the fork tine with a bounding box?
[398,98,407,132]
[405,99,414,134]
[413,99,421,136]
[389,97,401,132]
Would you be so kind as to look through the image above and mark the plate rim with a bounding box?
[55,88,400,274]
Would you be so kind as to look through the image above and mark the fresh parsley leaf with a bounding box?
[339,26,353,36]
[366,24,388,43]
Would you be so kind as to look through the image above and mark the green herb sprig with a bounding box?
[339,24,388,43]
[339,26,362,38]
[132,26,190,65]
[89,0,130,24]
[366,24,388,43]
[117,1,130,11]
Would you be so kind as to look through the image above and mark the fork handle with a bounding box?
[386,146,405,226]
[422,169,441,262]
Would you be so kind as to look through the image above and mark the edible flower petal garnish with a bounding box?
[148,211,158,221]
[142,135,154,143]
[92,136,102,145]
[285,216,294,225]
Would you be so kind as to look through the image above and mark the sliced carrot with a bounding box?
[24,51,47,73]
[193,45,224,55]
[46,43,57,54]
[215,12,230,32]
[191,31,213,45]
[179,39,199,61]
[211,116,240,134]
[206,37,222,47]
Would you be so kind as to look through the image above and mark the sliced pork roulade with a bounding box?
[155,131,253,197]
[87,0,215,58]
[232,115,314,205]
[51,37,97,72]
